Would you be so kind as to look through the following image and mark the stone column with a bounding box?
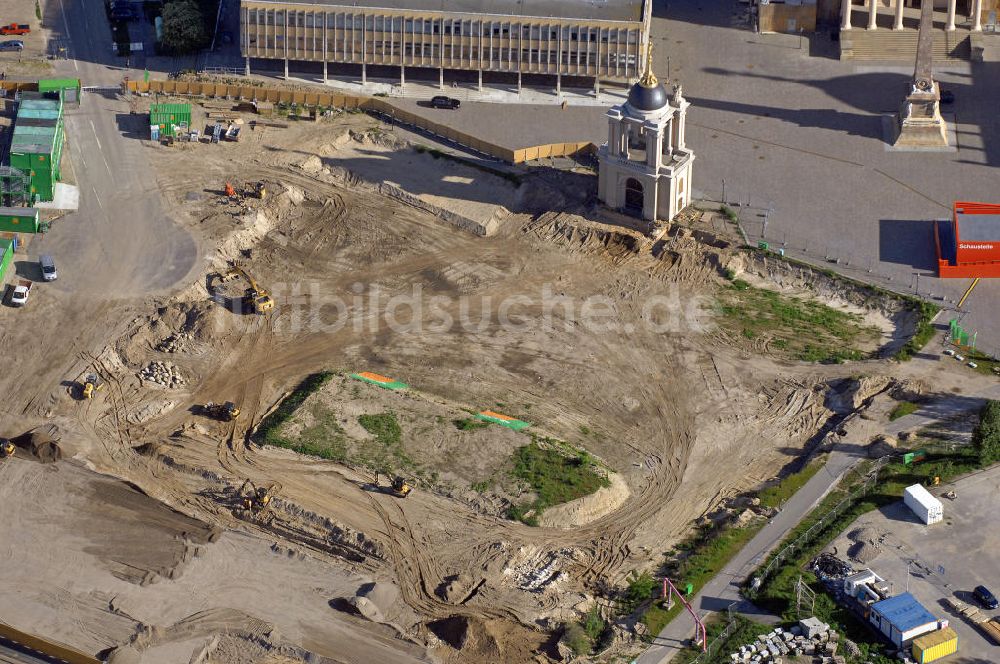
[946,0,956,30]
[841,0,853,30]
[608,122,616,156]
[322,60,328,84]
[362,63,367,85]
[893,0,904,30]
[401,65,405,86]
[867,0,878,30]
[973,0,983,31]
[245,56,250,76]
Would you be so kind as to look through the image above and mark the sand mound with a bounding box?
[437,573,475,603]
[536,471,630,529]
[848,525,882,543]
[350,596,384,622]
[848,541,880,564]
[357,581,399,615]
[299,155,323,173]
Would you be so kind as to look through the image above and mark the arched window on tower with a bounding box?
[627,125,646,162]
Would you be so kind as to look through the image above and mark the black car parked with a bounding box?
[974,585,998,610]
[430,95,461,110]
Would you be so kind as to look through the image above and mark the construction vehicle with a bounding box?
[236,480,281,515]
[203,401,240,421]
[0,439,14,459]
[224,180,265,201]
[222,262,274,314]
[388,476,412,498]
[81,373,104,399]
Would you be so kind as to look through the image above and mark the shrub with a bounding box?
[160,0,209,54]
[973,400,1000,465]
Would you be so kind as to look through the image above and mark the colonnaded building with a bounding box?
[239,0,652,89]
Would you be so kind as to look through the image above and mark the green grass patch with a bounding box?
[958,346,1000,376]
[720,205,739,222]
[758,457,825,509]
[506,440,609,525]
[889,401,920,421]
[716,283,880,363]
[253,371,335,449]
[453,417,490,432]
[358,412,402,446]
[893,300,940,361]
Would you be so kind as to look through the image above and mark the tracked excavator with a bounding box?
[202,401,241,422]
[81,373,104,399]
[210,261,274,314]
[237,480,282,515]
[388,476,412,498]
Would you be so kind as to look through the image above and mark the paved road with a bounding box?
[24,0,200,298]
[636,387,1000,664]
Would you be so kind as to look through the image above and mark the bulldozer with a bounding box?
[81,373,104,399]
[223,262,274,315]
[203,401,241,422]
[236,479,282,515]
[388,476,412,498]
[0,439,14,460]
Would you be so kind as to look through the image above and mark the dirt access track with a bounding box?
[0,97,927,663]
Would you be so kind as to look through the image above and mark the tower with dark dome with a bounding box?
[598,45,694,224]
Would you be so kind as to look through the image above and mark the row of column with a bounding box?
[841,0,983,32]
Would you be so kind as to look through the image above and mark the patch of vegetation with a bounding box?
[453,417,489,432]
[893,300,940,361]
[159,0,210,54]
[973,400,1000,465]
[253,371,335,449]
[716,283,879,363]
[506,440,609,525]
[757,457,825,509]
[358,412,402,446]
[720,205,739,222]
[889,401,919,421]
[723,267,737,281]
[561,605,608,656]
[959,345,1000,376]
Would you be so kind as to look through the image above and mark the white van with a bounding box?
[39,255,57,281]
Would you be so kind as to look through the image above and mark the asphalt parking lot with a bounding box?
[830,465,1000,663]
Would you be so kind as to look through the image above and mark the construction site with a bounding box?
[0,79,962,664]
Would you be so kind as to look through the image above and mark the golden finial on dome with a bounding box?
[639,42,658,87]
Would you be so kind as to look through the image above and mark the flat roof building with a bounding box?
[869,592,940,648]
[936,201,1000,278]
[239,0,652,89]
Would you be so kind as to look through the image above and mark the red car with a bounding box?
[0,23,31,36]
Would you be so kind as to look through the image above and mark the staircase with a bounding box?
[840,29,972,61]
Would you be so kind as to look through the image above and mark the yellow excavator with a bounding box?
[0,439,14,460]
[81,373,104,399]
[217,262,274,315]
[237,480,282,515]
[389,476,412,498]
[203,401,241,422]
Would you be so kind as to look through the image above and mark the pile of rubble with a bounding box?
[156,332,192,353]
[139,361,186,389]
[728,618,846,664]
[811,553,853,584]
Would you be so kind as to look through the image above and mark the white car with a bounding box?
[943,349,955,356]
[10,280,31,306]
[968,362,978,369]
[40,255,57,281]
[955,355,966,362]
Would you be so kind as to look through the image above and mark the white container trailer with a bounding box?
[904,484,943,525]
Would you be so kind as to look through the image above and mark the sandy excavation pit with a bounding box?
[0,100,929,663]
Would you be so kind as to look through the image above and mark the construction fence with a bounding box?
[124,80,595,165]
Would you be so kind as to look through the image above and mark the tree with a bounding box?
[625,570,657,604]
[160,0,208,54]
[973,400,1000,465]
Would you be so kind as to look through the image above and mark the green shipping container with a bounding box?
[149,103,191,137]
[0,239,13,282]
[10,96,64,202]
[38,78,82,105]
[0,207,40,234]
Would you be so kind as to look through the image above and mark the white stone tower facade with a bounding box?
[598,52,694,223]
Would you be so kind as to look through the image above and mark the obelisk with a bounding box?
[893,0,949,147]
